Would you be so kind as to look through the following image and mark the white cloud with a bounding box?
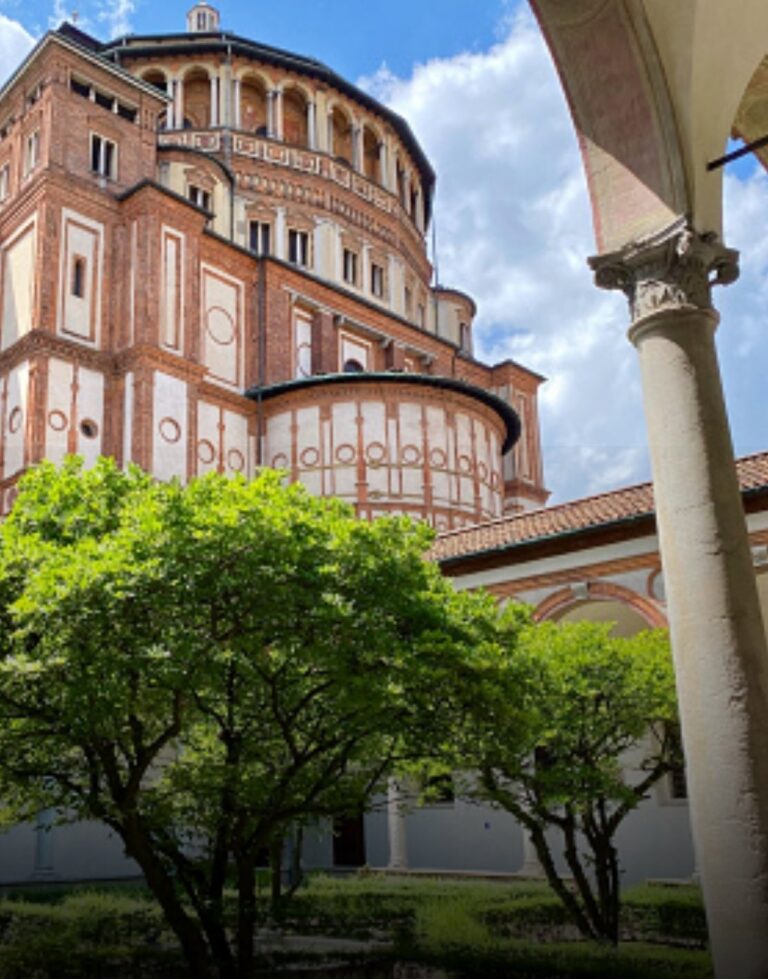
[0,13,35,84]
[96,0,134,39]
[359,7,767,504]
[359,8,644,503]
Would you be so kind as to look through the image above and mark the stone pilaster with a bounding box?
[591,217,768,979]
[387,777,408,870]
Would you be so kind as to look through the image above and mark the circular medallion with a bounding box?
[197,439,216,465]
[429,448,447,469]
[335,444,356,465]
[300,447,320,468]
[48,410,68,432]
[458,454,473,474]
[206,306,236,346]
[227,448,245,473]
[7,407,22,434]
[401,444,421,465]
[271,453,289,469]
[159,417,181,444]
[366,442,387,465]
[477,461,489,481]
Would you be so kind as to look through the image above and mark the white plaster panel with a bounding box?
[294,311,313,379]
[196,400,220,475]
[152,372,188,481]
[123,371,134,466]
[75,368,104,466]
[3,362,29,477]
[1,219,36,350]
[58,209,103,346]
[222,409,250,477]
[160,228,185,352]
[265,412,291,470]
[201,264,243,387]
[45,358,75,465]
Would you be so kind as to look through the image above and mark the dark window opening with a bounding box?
[79,419,99,439]
[343,359,364,374]
[249,221,271,256]
[71,257,86,298]
[288,229,309,267]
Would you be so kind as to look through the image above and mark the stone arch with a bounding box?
[362,123,381,183]
[329,103,353,165]
[182,65,212,129]
[282,84,310,148]
[142,68,169,92]
[239,72,268,134]
[142,69,170,127]
[532,581,667,632]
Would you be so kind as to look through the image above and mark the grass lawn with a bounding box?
[0,872,712,978]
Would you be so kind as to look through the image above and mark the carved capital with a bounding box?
[589,217,740,324]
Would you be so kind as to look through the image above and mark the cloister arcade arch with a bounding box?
[528,3,768,975]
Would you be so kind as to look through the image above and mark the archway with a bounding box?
[330,105,353,165]
[182,67,211,129]
[528,4,768,974]
[142,69,169,128]
[362,125,380,183]
[283,86,309,147]
[240,73,268,134]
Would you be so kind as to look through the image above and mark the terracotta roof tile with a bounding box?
[432,451,768,564]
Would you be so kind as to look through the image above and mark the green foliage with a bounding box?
[448,618,681,945]
[0,891,174,979]
[0,457,498,979]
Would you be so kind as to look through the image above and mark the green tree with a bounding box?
[0,457,496,979]
[453,616,681,945]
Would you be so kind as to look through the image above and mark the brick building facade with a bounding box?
[2,4,768,884]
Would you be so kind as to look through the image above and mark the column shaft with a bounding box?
[387,778,408,870]
[592,219,768,979]
[632,310,768,978]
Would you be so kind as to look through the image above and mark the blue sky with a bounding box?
[1,1,766,503]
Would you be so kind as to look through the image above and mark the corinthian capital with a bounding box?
[588,217,739,325]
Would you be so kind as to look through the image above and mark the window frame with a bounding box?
[288,228,310,268]
[248,220,272,256]
[90,132,117,180]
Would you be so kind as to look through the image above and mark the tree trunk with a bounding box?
[269,837,283,918]
[237,855,258,979]
[120,821,212,978]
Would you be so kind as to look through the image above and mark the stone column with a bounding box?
[307,101,317,150]
[209,75,218,127]
[232,78,241,131]
[274,89,284,141]
[174,78,184,130]
[267,91,276,139]
[591,217,768,979]
[387,778,408,870]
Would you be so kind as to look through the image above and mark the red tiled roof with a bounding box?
[433,451,768,564]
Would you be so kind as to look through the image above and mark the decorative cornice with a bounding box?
[589,216,739,326]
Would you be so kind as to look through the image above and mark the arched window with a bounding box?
[183,68,211,129]
[283,87,309,147]
[362,126,380,183]
[343,358,364,373]
[240,74,268,133]
[330,106,353,165]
